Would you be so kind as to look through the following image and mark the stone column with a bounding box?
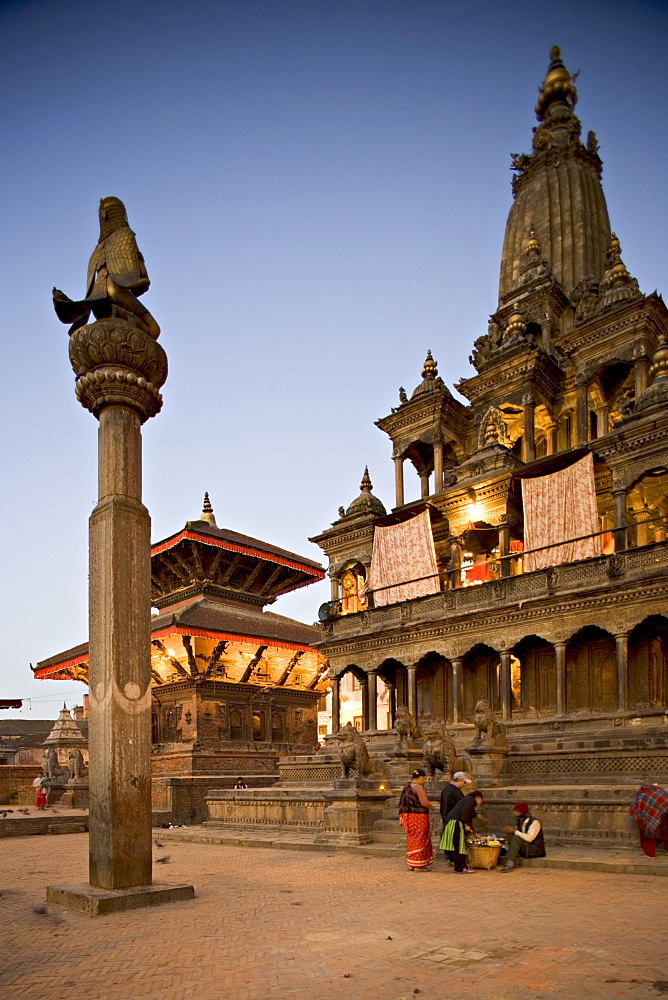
[451,658,463,724]
[331,673,341,733]
[329,574,339,603]
[634,355,649,398]
[598,405,609,437]
[499,650,512,721]
[615,633,629,712]
[406,665,418,722]
[360,676,369,732]
[449,541,462,589]
[546,419,558,456]
[575,374,588,445]
[522,393,536,463]
[419,471,430,499]
[367,670,378,731]
[612,483,628,552]
[499,519,510,578]
[633,506,651,547]
[393,456,404,507]
[554,642,567,716]
[433,442,443,495]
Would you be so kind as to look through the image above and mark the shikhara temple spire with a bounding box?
[201,491,217,527]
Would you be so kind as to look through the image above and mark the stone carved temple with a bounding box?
[304,47,668,845]
[35,494,329,822]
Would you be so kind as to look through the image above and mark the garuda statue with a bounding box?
[53,196,159,339]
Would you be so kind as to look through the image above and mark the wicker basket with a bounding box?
[467,844,501,869]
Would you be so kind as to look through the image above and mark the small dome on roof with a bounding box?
[411,350,450,400]
[345,467,387,517]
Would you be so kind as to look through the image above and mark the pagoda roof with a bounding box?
[33,599,322,681]
[151,520,325,609]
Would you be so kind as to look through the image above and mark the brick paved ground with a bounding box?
[0,833,666,1000]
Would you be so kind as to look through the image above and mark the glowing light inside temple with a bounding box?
[468,502,482,521]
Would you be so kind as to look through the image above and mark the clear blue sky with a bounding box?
[1,0,666,719]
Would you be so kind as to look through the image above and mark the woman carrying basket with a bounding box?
[398,768,435,870]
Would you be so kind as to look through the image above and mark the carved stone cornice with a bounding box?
[70,318,168,422]
[457,349,563,409]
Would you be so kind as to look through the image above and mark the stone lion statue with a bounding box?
[394,705,419,749]
[68,747,88,780]
[42,748,71,782]
[421,718,458,778]
[338,723,386,779]
[473,699,503,746]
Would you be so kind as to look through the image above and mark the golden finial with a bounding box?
[649,341,668,384]
[535,45,578,121]
[506,310,526,338]
[606,233,631,286]
[421,350,438,380]
[525,225,541,256]
[201,492,217,527]
[360,466,373,492]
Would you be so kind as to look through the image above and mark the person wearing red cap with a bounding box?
[499,802,546,872]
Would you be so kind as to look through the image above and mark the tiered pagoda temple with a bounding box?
[35,495,329,817]
[309,47,668,840]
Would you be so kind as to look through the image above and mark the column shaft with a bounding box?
[635,357,649,397]
[616,634,629,712]
[499,650,512,720]
[451,658,463,724]
[499,522,510,579]
[406,665,418,722]
[394,456,404,507]
[433,443,443,495]
[331,675,341,733]
[613,488,628,551]
[555,643,566,716]
[522,396,535,463]
[367,671,378,731]
[575,380,588,445]
[88,406,152,890]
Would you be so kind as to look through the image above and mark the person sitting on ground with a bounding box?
[630,783,668,858]
[440,790,484,874]
[439,772,472,865]
[500,802,546,872]
[234,776,248,789]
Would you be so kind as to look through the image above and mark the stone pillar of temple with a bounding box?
[360,676,369,731]
[575,375,588,445]
[451,658,463,724]
[394,456,404,507]
[46,201,192,913]
[367,670,378,731]
[499,519,511,578]
[633,505,651,547]
[331,673,341,733]
[522,393,536,463]
[406,665,418,722]
[419,471,430,499]
[499,650,512,720]
[433,442,444,495]
[546,418,558,455]
[615,633,629,711]
[612,483,628,552]
[554,642,567,716]
[330,574,339,603]
[450,541,462,589]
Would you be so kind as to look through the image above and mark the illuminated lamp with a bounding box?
[468,501,482,523]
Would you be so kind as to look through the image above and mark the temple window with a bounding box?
[339,562,367,615]
[229,709,243,741]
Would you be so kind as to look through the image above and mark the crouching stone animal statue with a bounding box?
[394,705,419,749]
[473,699,505,746]
[42,748,71,782]
[338,723,386,779]
[422,719,457,778]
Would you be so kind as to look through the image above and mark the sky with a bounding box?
[1,0,666,720]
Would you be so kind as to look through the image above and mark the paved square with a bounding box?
[0,833,666,1000]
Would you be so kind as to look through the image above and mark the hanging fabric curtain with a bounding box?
[521,452,601,572]
[368,509,440,607]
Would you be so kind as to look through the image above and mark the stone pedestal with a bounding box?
[60,779,90,810]
[46,881,194,916]
[467,745,509,787]
[314,779,392,846]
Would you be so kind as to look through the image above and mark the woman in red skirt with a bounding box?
[398,768,435,870]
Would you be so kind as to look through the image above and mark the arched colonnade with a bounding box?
[329,615,668,731]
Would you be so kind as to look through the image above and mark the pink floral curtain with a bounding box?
[521,452,601,572]
[369,509,440,607]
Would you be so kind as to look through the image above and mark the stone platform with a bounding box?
[46,880,195,915]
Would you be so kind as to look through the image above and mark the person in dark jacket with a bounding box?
[439,772,472,865]
[499,802,546,871]
[440,791,483,873]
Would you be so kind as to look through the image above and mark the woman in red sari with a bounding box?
[398,768,434,870]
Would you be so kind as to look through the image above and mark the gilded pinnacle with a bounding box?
[360,466,373,492]
[421,350,438,380]
[606,233,631,286]
[201,492,217,527]
[525,225,541,256]
[535,45,578,121]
